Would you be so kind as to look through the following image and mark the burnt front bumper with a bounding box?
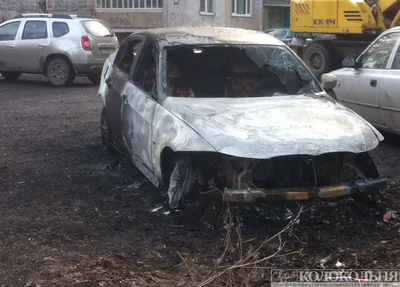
[223,178,387,203]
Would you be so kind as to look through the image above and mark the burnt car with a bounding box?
[98,26,386,209]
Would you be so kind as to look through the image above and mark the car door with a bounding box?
[0,20,23,71]
[334,31,400,126]
[379,35,400,132]
[105,36,145,152]
[14,19,50,73]
[121,40,158,183]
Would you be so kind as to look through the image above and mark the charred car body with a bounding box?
[98,26,386,209]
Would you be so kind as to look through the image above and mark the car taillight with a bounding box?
[81,35,91,51]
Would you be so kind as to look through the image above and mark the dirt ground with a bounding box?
[1,74,400,287]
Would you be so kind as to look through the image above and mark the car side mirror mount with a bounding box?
[342,56,356,68]
[321,73,337,91]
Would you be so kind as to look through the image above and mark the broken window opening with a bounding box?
[133,45,157,97]
[164,45,322,99]
[117,38,142,75]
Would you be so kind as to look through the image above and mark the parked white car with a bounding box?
[0,13,119,86]
[331,27,400,134]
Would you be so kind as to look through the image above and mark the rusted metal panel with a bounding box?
[223,178,387,202]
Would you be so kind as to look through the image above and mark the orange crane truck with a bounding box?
[289,0,400,78]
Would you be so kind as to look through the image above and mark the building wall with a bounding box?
[1,0,263,32]
[228,0,263,30]
[263,6,289,29]
[96,11,163,29]
[0,0,21,22]
[47,0,94,16]
[165,0,262,30]
[165,0,226,27]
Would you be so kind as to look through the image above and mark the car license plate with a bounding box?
[100,49,114,55]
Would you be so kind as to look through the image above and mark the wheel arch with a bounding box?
[160,146,175,185]
[159,147,217,186]
[43,53,76,76]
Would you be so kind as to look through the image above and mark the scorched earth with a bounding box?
[1,74,400,286]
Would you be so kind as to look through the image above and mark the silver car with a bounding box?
[267,28,294,44]
[99,27,386,209]
[332,27,400,135]
[0,13,119,86]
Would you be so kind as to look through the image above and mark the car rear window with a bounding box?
[52,22,69,37]
[81,20,114,37]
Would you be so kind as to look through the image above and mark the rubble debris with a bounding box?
[151,206,163,213]
[383,210,395,223]
[319,253,332,268]
[335,260,345,268]
[132,180,143,189]
[252,273,265,286]
[285,207,294,220]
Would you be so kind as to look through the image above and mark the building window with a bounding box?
[232,0,251,16]
[200,0,213,14]
[96,0,163,9]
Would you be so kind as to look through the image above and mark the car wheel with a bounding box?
[100,107,114,152]
[46,58,75,86]
[303,42,331,79]
[87,75,100,85]
[1,72,22,81]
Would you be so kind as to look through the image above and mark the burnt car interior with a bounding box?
[165,45,322,98]
[134,45,157,95]
[118,39,142,74]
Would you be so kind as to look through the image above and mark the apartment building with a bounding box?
[165,0,263,30]
[4,0,263,28]
[263,0,290,29]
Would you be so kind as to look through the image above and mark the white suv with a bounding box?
[0,13,119,86]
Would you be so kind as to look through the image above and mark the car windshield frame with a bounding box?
[159,44,325,103]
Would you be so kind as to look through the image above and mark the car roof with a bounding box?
[132,26,284,47]
[9,14,96,22]
[381,26,400,35]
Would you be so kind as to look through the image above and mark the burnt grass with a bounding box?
[1,75,400,286]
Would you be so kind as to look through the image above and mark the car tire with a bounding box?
[1,72,22,81]
[46,58,75,87]
[100,107,114,152]
[303,42,331,79]
[87,75,101,85]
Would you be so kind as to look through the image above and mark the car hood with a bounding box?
[162,95,382,159]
